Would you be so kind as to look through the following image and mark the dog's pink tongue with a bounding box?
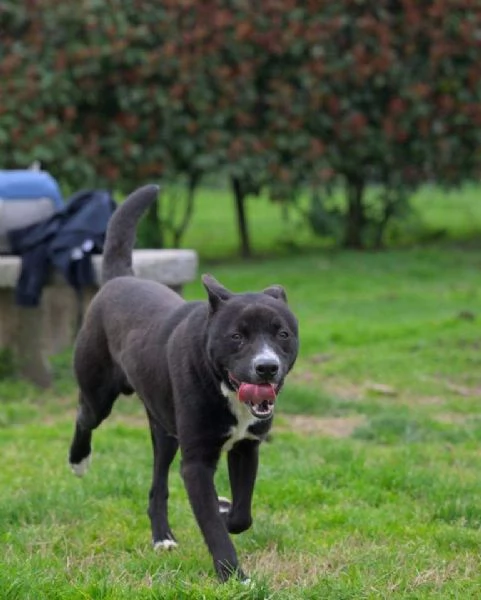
[238,383,276,405]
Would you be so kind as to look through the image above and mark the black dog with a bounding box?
[68,185,299,581]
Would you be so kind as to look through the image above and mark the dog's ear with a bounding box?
[202,274,233,312]
[263,285,288,304]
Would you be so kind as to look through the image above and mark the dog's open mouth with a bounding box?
[228,373,277,419]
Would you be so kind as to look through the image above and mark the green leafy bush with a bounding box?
[1,1,480,251]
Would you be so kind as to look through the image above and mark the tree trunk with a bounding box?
[343,177,365,249]
[172,172,199,247]
[231,176,252,258]
[373,190,394,250]
[140,196,163,248]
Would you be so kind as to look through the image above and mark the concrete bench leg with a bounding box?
[42,285,98,356]
[0,288,52,387]
[15,306,52,388]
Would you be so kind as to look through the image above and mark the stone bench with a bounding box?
[0,249,198,387]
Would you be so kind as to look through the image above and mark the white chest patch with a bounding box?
[221,383,260,452]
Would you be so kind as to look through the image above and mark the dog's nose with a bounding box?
[254,359,279,379]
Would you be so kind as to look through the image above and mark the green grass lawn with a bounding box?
[1,186,481,598]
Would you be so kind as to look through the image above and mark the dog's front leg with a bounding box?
[181,457,246,582]
[226,439,259,534]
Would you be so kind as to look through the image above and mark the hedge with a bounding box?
[1,0,480,251]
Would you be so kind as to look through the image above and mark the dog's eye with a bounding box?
[231,333,243,341]
[278,330,289,339]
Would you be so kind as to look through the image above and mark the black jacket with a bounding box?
[8,189,116,307]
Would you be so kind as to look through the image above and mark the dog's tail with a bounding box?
[101,184,160,285]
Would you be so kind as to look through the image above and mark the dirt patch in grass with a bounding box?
[246,540,481,593]
[323,381,363,402]
[411,395,446,406]
[110,412,148,427]
[41,408,77,425]
[39,403,364,439]
[421,375,481,398]
[277,414,365,438]
[407,555,480,592]
[290,367,364,402]
[434,412,469,425]
[244,545,339,590]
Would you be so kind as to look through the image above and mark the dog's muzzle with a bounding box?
[227,372,279,419]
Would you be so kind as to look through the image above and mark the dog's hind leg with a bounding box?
[69,386,119,477]
[147,417,179,550]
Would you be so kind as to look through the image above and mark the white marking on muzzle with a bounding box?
[252,344,281,374]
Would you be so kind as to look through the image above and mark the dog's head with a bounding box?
[202,274,299,420]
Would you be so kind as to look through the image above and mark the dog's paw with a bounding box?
[218,496,231,515]
[153,538,178,551]
[70,453,91,477]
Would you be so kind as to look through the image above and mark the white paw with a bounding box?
[218,496,231,514]
[153,538,178,551]
[70,454,91,477]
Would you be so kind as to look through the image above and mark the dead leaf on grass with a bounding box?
[365,382,398,396]
[308,353,333,365]
[456,310,476,321]
[422,375,481,397]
